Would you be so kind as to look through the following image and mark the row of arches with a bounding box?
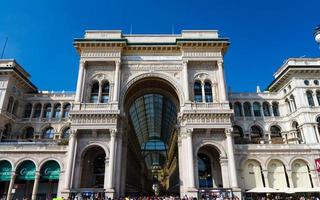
[242,159,314,191]
[24,103,71,120]
[0,159,61,200]
[1,124,70,141]
[232,101,280,117]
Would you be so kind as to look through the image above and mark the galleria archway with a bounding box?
[122,77,181,196]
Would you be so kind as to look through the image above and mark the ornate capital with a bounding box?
[70,129,77,138]
[225,128,233,137]
[110,129,117,137]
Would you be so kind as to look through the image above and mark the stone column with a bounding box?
[217,60,226,102]
[220,157,229,188]
[186,129,195,188]
[225,128,238,188]
[64,130,77,190]
[314,125,320,143]
[211,84,216,102]
[106,129,117,198]
[31,172,40,200]
[30,103,35,120]
[113,60,121,102]
[6,172,16,200]
[201,82,206,103]
[182,60,190,102]
[98,81,103,103]
[115,134,123,197]
[39,103,44,121]
[75,60,85,102]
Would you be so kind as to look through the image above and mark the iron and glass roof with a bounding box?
[129,94,177,168]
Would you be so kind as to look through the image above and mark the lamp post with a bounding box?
[314,25,320,47]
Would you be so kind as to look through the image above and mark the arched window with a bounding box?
[306,91,315,106]
[234,102,243,117]
[63,103,71,118]
[43,104,52,119]
[316,91,320,106]
[204,82,213,102]
[243,102,252,117]
[262,102,271,117]
[194,81,202,102]
[90,81,99,103]
[24,103,32,118]
[253,102,261,117]
[292,160,313,188]
[292,121,302,144]
[33,103,42,118]
[233,125,244,144]
[268,160,289,189]
[285,98,292,113]
[53,103,61,119]
[62,127,71,139]
[12,100,19,116]
[101,82,110,103]
[272,102,280,116]
[43,127,55,139]
[251,125,263,143]
[6,96,14,113]
[290,95,297,111]
[2,124,11,140]
[270,126,283,144]
[23,127,34,140]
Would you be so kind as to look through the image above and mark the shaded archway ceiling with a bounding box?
[129,94,177,168]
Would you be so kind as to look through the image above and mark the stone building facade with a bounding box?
[0,30,319,200]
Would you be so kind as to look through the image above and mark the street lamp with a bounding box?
[314,25,320,46]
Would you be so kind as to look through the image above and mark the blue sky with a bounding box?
[0,0,319,92]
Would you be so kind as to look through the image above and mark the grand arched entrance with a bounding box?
[79,145,106,199]
[122,77,181,196]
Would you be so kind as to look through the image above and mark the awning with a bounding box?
[17,161,36,180]
[0,161,11,181]
[247,187,279,193]
[40,161,60,180]
[293,187,320,193]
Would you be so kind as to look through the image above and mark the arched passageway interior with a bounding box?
[124,78,180,196]
[13,160,36,199]
[0,160,11,198]
[37,160,61,200]
[197,145,222,188]
[81,146,106,188]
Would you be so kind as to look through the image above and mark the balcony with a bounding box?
[71,102,120,114]
[182,102,232,113]
[0,139,68,152]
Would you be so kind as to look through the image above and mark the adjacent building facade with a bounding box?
[0,30,319,200]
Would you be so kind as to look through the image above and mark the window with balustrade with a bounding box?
[33,103,42,118]
[262,102,270,117]
[63,103,71,118]
[234,102,243,117]
[194,81,202,102]
[272,102,280,116]
[6,96,14,113]
[253,102,261,117]
[101,81,110,103]
[204,82,213,102]
[53,103,61,119]
[90,81,99,103]
[306,90,314,106]
[43,127,55,139]
[43,104,52,119]
[24,103,32,118]
[244,102,252,117]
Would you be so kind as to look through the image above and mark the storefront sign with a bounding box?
[17,161,35,180]
[0,161,11,181]
[315,158,320,172]
[41,161,60,180]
